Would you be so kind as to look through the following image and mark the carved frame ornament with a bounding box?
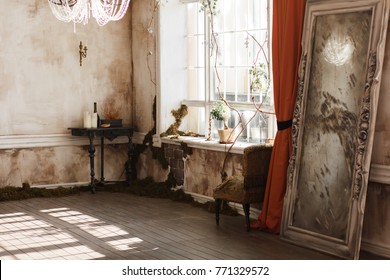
[281,0,389,259]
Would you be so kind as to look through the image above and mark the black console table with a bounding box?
[69,127,134,193]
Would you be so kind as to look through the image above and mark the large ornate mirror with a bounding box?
[280,0,389,259]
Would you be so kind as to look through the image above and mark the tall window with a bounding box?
[159,0,275,143]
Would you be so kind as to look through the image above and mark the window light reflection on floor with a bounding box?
[107,237,143,251]
[42,208,147,254]
[0,212,105,260]
[0,207,148,259]
[44,208,130,238]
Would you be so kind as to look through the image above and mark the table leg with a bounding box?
[88,132,96,193]
[100,137,105,184]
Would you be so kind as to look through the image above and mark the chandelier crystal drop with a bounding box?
[48,0,131,26]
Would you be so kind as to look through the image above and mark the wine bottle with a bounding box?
[93,102,100,127]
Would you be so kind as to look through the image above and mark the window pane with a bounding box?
[236,0,249,30]
[186,36,197,66]
[187,68,205,101]
[186,3,199,34]
[197,68,205,100]
[186,107,206,136]
[221,0,235,32]
[220,109,276,143]
[237,32,250,66]
[197,35,205,67]
[221,33,236,67]
[236,68,249,101]
[223,68,236,101]
[182,0,274,142]
[187,69,198,100]
[258,0,269,29]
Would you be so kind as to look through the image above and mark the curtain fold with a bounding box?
[251,0,306,234]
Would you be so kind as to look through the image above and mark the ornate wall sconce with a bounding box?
[79,41,87,66]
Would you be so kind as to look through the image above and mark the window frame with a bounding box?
[157,0,274,148]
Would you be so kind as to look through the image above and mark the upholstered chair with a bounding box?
[213,145,273,231]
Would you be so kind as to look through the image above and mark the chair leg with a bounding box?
[215,199,221,226]
[243,203,250,232]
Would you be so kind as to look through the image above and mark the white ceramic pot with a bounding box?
[218,128,235,143]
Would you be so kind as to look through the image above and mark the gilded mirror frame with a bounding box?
[280,0,389,259]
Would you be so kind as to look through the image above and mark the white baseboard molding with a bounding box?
[0,132,145,150]
[369,164,390,185]
[361,239,390,259]
[32,181,90,189]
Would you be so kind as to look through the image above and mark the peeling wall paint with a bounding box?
[136,148,170,183]
[134,144,243,197]
[0,145,128,187]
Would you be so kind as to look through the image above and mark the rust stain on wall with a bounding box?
[98,59,132,122]
[28,1,44,18]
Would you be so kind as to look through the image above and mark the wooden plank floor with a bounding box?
[0,191,383,260]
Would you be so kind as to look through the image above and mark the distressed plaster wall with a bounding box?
[131,0,156,133]
[0,1,132,187]
[136,147,170,183]
[362,183,390,257]
[184,149,243,197]
[0,1,132,134]
[134,141,243,197]
[0,145,128,187]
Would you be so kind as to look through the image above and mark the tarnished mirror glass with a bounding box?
[280,0,389,259]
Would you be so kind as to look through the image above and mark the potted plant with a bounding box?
[210,99,234,143]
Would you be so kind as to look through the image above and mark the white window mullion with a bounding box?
[204,7,213,136]
[164,0,275,143]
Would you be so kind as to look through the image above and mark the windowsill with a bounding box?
[160,136,261,154]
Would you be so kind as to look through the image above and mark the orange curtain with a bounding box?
[252,0,306,233]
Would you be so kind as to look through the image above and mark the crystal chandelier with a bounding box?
[48,0,131,26]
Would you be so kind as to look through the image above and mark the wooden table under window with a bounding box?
[68,127,134,193]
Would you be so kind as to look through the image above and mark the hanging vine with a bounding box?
[200,0,275,179]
